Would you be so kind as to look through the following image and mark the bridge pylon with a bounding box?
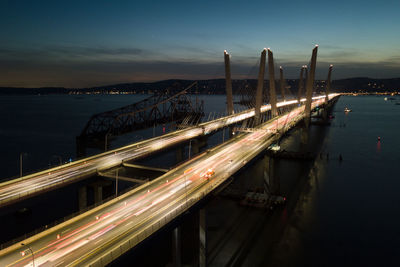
[279,66,285,101]
[255,48,267,124]
[305,45,318,127]
[268,49,278,117]
[321,64,333,120]
[224,50,234,115]
[325,64,333,104]
[298,65,306,103]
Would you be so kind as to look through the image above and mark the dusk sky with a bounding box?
[1,0,399,87]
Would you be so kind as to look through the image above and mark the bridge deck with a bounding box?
[0,95,339,267]
[0,97,321,207]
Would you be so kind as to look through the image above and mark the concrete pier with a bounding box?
[199,208,207,267]
[78,186,87,211]
[172,227,182,267]
[176,146,183,163]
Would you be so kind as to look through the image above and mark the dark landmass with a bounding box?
[0,77,399,95]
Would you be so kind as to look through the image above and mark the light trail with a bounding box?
[0,95,333,207]
[0,94,339,266]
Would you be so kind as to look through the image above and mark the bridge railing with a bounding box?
[0,95,340,261]
[87,171,234,267]
[0,185,137,251]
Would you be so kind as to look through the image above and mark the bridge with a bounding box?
[76,81,204,156]
[0,98,303,208]
[0,45,340,266]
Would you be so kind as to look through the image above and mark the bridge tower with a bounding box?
[304,45,318,127]
[268,48,278,117]
[255,48,267,124]
[298,65,306,103]
[325,64,333,103]
[224,50,234,115]
[279,66,285,101]
[304,65,308,93]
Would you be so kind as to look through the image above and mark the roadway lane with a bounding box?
[0,104,260,207]
[0,95,337,266]
[0,97,326,207]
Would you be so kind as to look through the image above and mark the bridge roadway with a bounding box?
[0,96,325,207]
[0,94,338,267]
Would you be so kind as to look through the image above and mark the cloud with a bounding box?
[0,46,145,61]
[0,46,399,87]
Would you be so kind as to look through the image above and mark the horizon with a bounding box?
[1,0,399,88]
[1,76,399,90]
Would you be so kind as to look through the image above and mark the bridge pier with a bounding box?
[172,226,182,267]
[79,180,111,211]
[264,156,280,195]
[322,105,328,121]
[199,207,207,267]
[90,180,112,205]
[192,136,208,155]
[300,122,310,151]
[176,136,208,163]
[93,183,103,204]
[176,146,184,163]
[78,186,87,211]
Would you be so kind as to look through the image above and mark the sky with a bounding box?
[0,0,399,87]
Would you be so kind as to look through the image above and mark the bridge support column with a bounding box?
[322,107,328,121]
[176,146,183,163]
[269,157,277,193]
[268,49,277,117]
[305,45,318,128]
[172,227,182,267]
[90,180,112,204]
[300,124,309,151]
[255,48,267,124]
[199,208,207,267]
[298,66,306,104]
[325,64,333,104]
[94,184,103,204]
[78,186,87,211]
[192,136,207,156]
[264,156,280,195]
[224,50,234,115]
[323,65,333,121]
[279,66,285,101]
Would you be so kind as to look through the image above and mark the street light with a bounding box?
[21,243,35,267]
[19,152,28,177]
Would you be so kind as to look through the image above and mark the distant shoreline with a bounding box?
[1,77,399,95]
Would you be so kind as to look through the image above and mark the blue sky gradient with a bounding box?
[1,0,399,87]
